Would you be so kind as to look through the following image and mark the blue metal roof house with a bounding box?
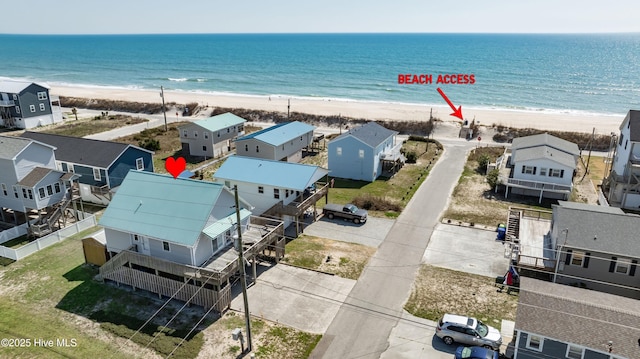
[178,112,246,158]
[97,170,285,311]
[235,121,315,162]
[328,122,403,182]
[21,131,154,205]
[213,156,329,235]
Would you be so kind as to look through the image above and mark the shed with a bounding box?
[82,237,108,266]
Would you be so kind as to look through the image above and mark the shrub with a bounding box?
[139,138,161,151]
[352,194,402,212]
[405,151,418,163]
[478,154,490,172]
[487,168,500,188]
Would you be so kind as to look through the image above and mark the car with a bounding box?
[435,314,502,350]
[454,345,500,359]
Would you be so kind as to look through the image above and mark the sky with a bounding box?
[3,0,639,34]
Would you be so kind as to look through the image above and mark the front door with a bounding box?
[133,234,151,255]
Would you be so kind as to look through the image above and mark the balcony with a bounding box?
[380,142,405,162]
[0,99,15,107]
[504,178,572,194]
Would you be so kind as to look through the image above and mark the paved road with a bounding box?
[310,140,474,359]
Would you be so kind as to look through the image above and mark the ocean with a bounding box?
[1,33,639,116]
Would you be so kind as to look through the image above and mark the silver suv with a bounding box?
[435,314,502,350]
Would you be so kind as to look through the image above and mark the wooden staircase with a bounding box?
[29,195,73,237]
[506,209,521,240]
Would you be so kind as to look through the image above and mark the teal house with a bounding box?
[97,171,285,311]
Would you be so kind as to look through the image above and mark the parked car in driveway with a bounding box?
[436,314,502,350]
[454,345,499,359]
[322,203,367,224]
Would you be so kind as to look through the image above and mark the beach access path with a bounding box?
[310,138,474,359]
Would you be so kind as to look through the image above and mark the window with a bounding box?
[359,149,364,158]
[625,139,628,150]
[225,181,231,188]
[202,145,207,151]
[1,183,6,196]
[46,185,53,196]
[337,147,342,156]
[245,144,248,152]
[619,133,624,146]
[204,132,209,139]
[93,168,101,181]
[526,334,543,351]
[570,251,585,266]
[68,164,74,173]
[162,241,170,252]
[39,103,45,111]
[522,166,536,175]
[566,344,583,359]
[38,188,45,199]
[193,131,198,138]
[183,130,188,137]
[27,189,33,200]
[133,234,139,242]
[274,188,280,199]
[212,238,219,252]
[550,169,564,178]
[37,91,48,100]
[285,189,289,197]
[256,145,260,153]
[539,168,547,176]
[227,128,230,133]
[54,183,61,193]
[614,257,631,275]
[29,104,36,112]
[258,186,264,194]
[136,158,144,170]
[217,131,220,137]
[13,186,19,198]
[15,106,20,114]
[22,188,28,199]
[12,94,17,100]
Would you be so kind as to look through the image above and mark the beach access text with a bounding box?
[398,74,475,85]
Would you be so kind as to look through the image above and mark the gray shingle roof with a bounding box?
[511,133,580,157]
[516,277,640,359]
[625,110,640,142]
[20,132,146,168]
[513,145,577,168]
[552,202,640,257]
[16,167,61,187]
[331,122,397,148]
[0,135,34,160]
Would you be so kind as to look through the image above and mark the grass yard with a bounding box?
[40,114,147,137]
[583,154,608,184]
[0,225,323,359]
[405,265,518,330]
[325,139,442,218]
[444,146,555,227]
[282,235,376,280]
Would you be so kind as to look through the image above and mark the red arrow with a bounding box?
[437,88,463,120]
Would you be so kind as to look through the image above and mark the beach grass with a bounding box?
[40,114,147,137]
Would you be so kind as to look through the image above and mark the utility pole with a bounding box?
[584,127,595,176]
[160,86,168,132]
[234,185,252,353]
[287,98,290,119]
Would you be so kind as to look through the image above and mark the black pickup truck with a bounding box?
[323,204,368,224]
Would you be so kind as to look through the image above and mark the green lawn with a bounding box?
[40,114,147,137]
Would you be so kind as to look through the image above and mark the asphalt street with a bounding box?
[310,140,475,359]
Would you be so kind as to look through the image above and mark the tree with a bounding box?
[487,168,500,188]
[478,154,490,172]
[71,107,78,121]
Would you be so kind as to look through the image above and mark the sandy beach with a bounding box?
[50,85,625,135]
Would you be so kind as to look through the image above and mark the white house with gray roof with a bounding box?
[500,133,580,202]
[0,80,63,129]
[550,201,640,299]
[178,112,246,158]
[603,110,640,209]
[235,121,315,163]
[513,277,640,359]
[328,122,403,182]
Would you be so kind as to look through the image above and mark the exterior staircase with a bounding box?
[28,196,72,237]
[506,209,521,240]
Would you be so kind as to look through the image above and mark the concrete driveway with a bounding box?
[230,263,356,334]
[302,216,395,248]
[423,223,511,278]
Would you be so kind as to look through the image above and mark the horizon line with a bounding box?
[1,31,640,36]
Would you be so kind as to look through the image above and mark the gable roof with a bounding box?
[330,122,397,148]
[99,171,226,247]
[213,156,328,190]
[513,145,577,168]
[20,131,151,168]
[16,167,65,187]
[0,80,49,94]
[511,133,580,157]
[182,112,246,133]
[236,121,315,146]
[552,202,640,257]
[516,277,640,359]
[0,135,56,160]
[623,110,640,142]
